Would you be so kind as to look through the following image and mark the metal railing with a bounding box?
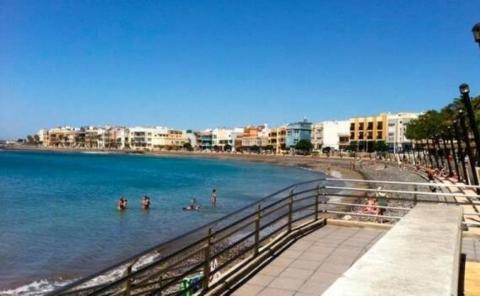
[48,178,480,296]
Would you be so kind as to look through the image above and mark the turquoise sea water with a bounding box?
[0,150,321,292]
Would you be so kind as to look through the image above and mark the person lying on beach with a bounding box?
[142,196,151,210]
[117,197,127,210]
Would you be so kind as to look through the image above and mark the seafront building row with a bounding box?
[34,112,420,153]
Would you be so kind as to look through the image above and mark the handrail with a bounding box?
[326,177,480,189]
[325,186,480,199]
[49,177,477,296]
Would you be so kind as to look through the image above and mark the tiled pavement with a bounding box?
[463,237,480,262]
[231,224,385,296]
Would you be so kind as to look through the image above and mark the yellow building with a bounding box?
[268,126,287,154]
[349,113,388,143]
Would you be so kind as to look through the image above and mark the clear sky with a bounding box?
[1,1,479,139]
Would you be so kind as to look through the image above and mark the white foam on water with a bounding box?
[0,279,72,296]
[0,252,162,295]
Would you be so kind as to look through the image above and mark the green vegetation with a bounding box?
[405,96,479,142]
[295,140,313,154]
[183,142,193,151]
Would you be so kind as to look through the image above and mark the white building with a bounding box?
[37,129,49,146]
[128,127,158,150]
[312,121,350,151]
[212,128,234,150]
[386,112,421,151]
[183,130,198,149]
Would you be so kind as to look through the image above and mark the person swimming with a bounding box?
[142,195,151,210]
[117,197,127,210]
[183,198,200,211]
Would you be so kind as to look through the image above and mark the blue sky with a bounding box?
[1,1,479,138]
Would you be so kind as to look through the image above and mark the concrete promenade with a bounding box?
[324,204,463,296]
[232,224,385,296]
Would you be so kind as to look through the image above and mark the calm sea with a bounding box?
[0,150,321,294]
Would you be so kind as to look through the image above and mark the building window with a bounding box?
[377,122,383,129]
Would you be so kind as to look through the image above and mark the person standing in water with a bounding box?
[211,189,217,208]
[117,197,126,210]
[142,196,151,210]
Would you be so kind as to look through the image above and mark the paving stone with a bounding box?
[269,256,295,268]
[298,280,332,294]
[315,262,350,275]
[257,287,296,296]
[309,271,341,285]
[259,264,287,276]
[281,249,304,259]
[289,259,323,270]
[247,274,276,286]
[232,283,264,296]
[279,267,314,280]
[268,277,305,291]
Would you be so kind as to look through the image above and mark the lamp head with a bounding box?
[459,83,470,95]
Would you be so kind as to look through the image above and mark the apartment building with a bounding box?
[239,125,269,150]
[212,128,233,150]
[37,129,49,146]
[46,126,78,147]
[387,112,421,151]
[312,121,350,151]
[104,127,129,149]
[349,113,388,143]
[198,130,213,150]
[268,126,287,154]
[286,119,312,148]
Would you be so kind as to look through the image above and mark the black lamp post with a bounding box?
[454,119,469,184]
[459,83,480,164]
[459,110,479,187]
[473,23,480,47]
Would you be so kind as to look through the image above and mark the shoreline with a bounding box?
[2,146,365,181]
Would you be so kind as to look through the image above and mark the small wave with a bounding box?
[0,279,73,296]
[0,252,162,296]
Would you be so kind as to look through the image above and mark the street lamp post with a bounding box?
[459,110,479,187]
[459,83,480,164]
[472,23,480,47]
[454,120,470,184]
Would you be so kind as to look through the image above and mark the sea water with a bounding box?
[0,151,321,294]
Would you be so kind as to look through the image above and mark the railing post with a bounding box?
[202,228,212,292]
[254,204,261,256]
[159,274,162,296]
[124,263,133,296]
[315,185,320,221]
[413,185,418,206]
[288,190,293,232]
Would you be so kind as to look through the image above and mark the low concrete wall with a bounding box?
[323,204,463,296]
